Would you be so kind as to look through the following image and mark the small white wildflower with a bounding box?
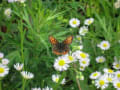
[17,0,26,3]
[97,41,110,50]
[8,0,17,3]
[2,58,9,65]
[0,64,9,77]
[90,71,101,79]
[14,63,24,71]
[79,58,90,67]
[114,0,120,9]
[84,18,94,25]
[21,71,34,79]
[31,87,41,90]
[69,18,80,28]
[115,71,120,80]
[4,8,12,18]
[79,26,88,36]
[103,68,114,74]
[79,66,85,71]
[42,86,53,90]
[95,76,108,89]
[76,35,82,43]
[52,74,65,84]
[113,79,120,89]
[54,56,69,71]
[96,56,106,63]
[75,51,89,60]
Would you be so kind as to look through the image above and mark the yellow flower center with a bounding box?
[88,20,92,24]
[116,64,120,68]
[72,20,77,24]
[99,80,105,86]
[107,77,112,82]
[58,59,65,66]
[117,74,120,78]
[82,61,86,64]
[108,69,113,73]
[80,66,84,69]
[80,53,87,58]
[77,37,81,41]
[117,82,120,88]
[68,56,74,61]
[93,73,98,77]
[103,43,108,47]
[55,78,59,83]
[99,58,103,62]
[0,67,4,73]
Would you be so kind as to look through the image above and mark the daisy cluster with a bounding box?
[0,52,9,78]
[90,67,120,90]
[8,0,26,3]
[69,18,94,36]
[14,63,34,79]
[31,86,53,90]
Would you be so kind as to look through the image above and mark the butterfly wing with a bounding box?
[53,44,69,55]
[49,36,58,45]
[63,36,73,45]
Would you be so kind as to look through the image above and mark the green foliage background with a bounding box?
[0,0,120,90]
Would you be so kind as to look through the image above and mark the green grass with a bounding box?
[0,0,120,90]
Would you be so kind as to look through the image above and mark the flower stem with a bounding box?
[73,64,82,90]
[22,79,26,90]
[0,80,2,90]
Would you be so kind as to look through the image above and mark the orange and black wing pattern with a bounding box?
[49,36,73,55]
[53,49,69,55]
[63,36,73,45]
[49,36,58,45]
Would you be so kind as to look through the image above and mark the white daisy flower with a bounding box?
[103,73,114,83]
[90,71,101,79]
[0,52,4,59]
[21,71,34,79]
[75,51,89,60]
[113,56,120,70]
[52,74,65,84]
[14,63,24,71]
[31,87,41,90]
[79,58,90,67]
[76,35,82,43]
[113,80,120,89]
[69,18,80,28]
[0,64,9,77]
[65,54,76,63]
[4,8,12,18]
[113,61,120,70]
[84,18,94,26]
[17,0,26,3]
[42,86,53,90]
[54,56,69,71]
[95,76,108,89]
[96,56,106,63]
[79,26,88,36]
[115,71,120,80]
[103,68,114,74]
[79,66,85,71]
[114,0,120,9]
[97,41,110,50]
[2,58,9,65]
[8,0,17,3]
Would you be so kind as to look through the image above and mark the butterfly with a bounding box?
[49,36,73,55]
